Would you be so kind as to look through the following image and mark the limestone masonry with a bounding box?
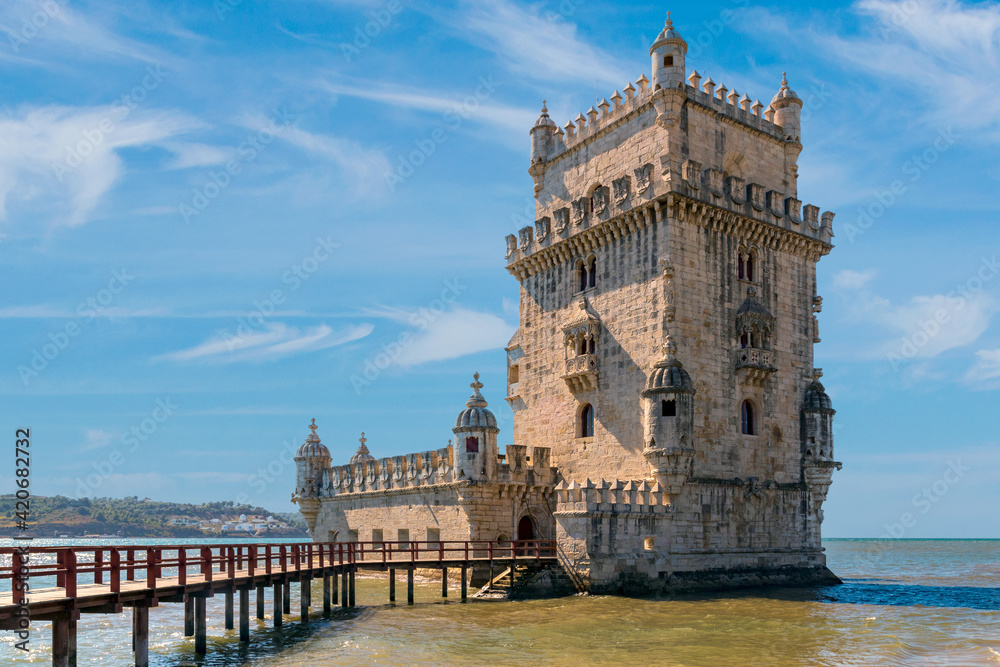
[294,14,842,594]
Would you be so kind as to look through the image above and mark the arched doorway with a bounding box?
[517,515,534,541]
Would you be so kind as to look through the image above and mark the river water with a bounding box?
[2,539,998,666]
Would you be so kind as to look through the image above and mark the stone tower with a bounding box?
[504,13,841,592]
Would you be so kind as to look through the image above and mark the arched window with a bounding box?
[577,338,587,355]
[576,260,587,292]
[465,436,479,453]
[587,256,597,288]
[745,254,755,282]
[588,338,596,355]
[580,403,594,438]
[741,400,755,435]
[740,331,751,349]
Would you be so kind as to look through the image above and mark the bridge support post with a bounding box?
[184,596,194,637]
[225,587,234,630]
[323,574,332,614]
[389,568,395,603]
[407,569,414,606]
[349,569,356,607]
[300,577,310,621]
[282,579,291,614]
[273,582,283,628]
[331,570,338,609]
[68,616,78,666]
[132,605,149,667]
[461,565,468,602]
[52,612,73,667]
[256,583,265,620]
[442,567,448,598]
[194,595,207,655]
[341,570,348,608]
[239,587,250,643]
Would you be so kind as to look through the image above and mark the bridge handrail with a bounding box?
[0,540,557,605]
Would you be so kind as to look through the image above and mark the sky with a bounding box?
[0,0,997,538]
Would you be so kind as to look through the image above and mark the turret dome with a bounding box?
[804,370,835,413]
[454,372,498,430]
[770,73,802,107]
[532,101,557,130]
[650,12,686,52]
[295,419,331,458]
[643,338,695,395]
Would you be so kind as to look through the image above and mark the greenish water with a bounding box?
[2,539,999,665]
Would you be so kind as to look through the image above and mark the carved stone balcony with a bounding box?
[562,354,598,392]
[736,347,776,387]
[506,382,520,401]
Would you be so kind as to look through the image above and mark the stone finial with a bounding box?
[623,81,636,100]
[356,433,370,457]
[740,94,751,111]
[587,106,599,123]
[563,120,576,138]
[688,70,701,89]
[662,333,678,361]
[751,99,763,117]
[575,112,587,131]
[764,105,776,122]
[727,89,739,106]
[636,73,649,91]
[715,82,728,100]
[610,90,623,109]
[702,76,715,95]
[466,372,487,408]
[598,98,610,116]
[665,11,673,29]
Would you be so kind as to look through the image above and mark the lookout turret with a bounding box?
[650,12,687,91]
[452,373,499,482]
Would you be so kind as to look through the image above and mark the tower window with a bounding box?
[661,399,676,417]
[508,364,519,384]
[741,400,756,435]
[576,259,587,292]
[588,338,596,355]
[740,332,751,349]
[746,255,755,282]
[580,403,594,438]
[465,436,479,453]
[664,55,673,67]
[587,257,597,288]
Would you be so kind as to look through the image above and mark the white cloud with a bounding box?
[161,142,235,170]
[833,268,878,289]
[161,322,374,363]
[964,348,1000,386]
[80,428,115,452]
[0,105,197,226]
[279,125,392,198]
[371,306,516,366]
[450,0,630,85]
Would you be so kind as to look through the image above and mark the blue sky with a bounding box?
[0,0,997,537]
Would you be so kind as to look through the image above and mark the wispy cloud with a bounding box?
[161,322,374,363]
[279,125,392,197]
[833,268,878,289]
[0,105,197,226]
[161,141,235,170]
[371,306,516,366]
[965,348,1000,387]
[80,428,115,452]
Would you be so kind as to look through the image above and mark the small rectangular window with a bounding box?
[372,529,383,548]
[644,536,656,551]
[397,528,409,549]
[466,436,479,453]
[427,527,440,549]
[664,55,673,67]
[508,364,519,384]
[661,399,677,417]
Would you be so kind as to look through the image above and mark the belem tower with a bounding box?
[293,15,843,595]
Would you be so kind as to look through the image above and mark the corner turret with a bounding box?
[452,373,499,482]
[650,12,687,91]
[292,418,331,534]
[641,337,696,502]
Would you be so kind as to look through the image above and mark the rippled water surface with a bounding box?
[2,539,999,666]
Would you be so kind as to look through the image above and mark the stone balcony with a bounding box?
[562,354,598,392]
[506,382,520,401]
[736,348,776,387]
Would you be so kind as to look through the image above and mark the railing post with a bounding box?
[127,548,135,581]
[228,546,236,579]
[57,550,67,589]
[12,549,25,605]
[110,549,120,594]
[465,541,469,561]
[65,550,77,598]
[249,545,256,577]
[293,545,300,572]
[178,548,187,586]
[146,548,157,589]
[94,549,103,585]
[201,546,213,583]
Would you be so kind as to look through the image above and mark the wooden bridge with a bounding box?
[0,540,557,666]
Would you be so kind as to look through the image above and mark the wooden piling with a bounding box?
[389,568,396,603]
[273,582,283,628]
[194,596,207,655]
[300,577,310,621]
[341,570,348,607]
[407,569,414,605]
[52,613,71,667]
[323,573,332,614]
[132,606,149,667]
[461,565,468,602]
[225,587,234,630]
[68,616,78,667]
[256,583,265,620]
[184,596,194,636]
[442,567,448,598]
[239,587,250,643]
[349,569,356,607]
[282,579,291,614]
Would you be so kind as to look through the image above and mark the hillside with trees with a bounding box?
[0,495,308,538]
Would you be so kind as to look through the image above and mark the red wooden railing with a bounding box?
[0,540,556,605]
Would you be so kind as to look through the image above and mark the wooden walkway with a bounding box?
[0,540,557,666]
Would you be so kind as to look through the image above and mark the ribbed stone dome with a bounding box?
[532,101,557,130]
[349,432,375,465]
[295,419,331,458]
[643,340,695,395]
[650,13,686,51]
[771,73,801,106]
[804,381,834,412]
[454,373,498,430]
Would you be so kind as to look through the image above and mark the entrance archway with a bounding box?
[517,515,534,541]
